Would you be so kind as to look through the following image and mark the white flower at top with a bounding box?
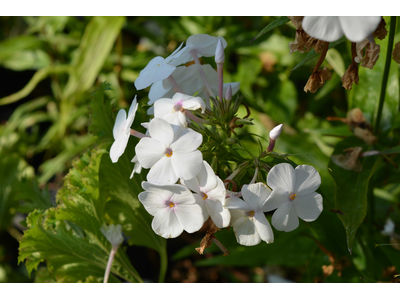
[154,92,206,127]
[181,161,230,228]
[134,43,186,90]
[226,183,274,246]
[135,118,203,185]
[302,16,381,43]
[101,224,124,247]
[110,96,138,163]
[138,181,205,238]
[265,163,323,232]
[174,34,228,65]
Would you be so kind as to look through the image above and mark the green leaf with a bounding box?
[292,36,347,71]
[63,16,125,100]
[14,178,54,214]
[328,136,381,253]
[348,19,399,132]
[250,17,290,42]
[382,145,400,154]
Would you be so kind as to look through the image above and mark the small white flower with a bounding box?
[138,181,205,238]
[266,163,323,232]
[302,16,381,43]
[134,43,185,90]
[101,224,124,247]
[181,161,230,228]
[110,96,138,163]
[381,218,395,236]
[215,39,225,63]
[154,92,206,127]
[226,183,274,246]
[135,118,203,185]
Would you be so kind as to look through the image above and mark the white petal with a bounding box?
[197,161,218,192]
[229,209,246,227]
[205,177,226,203]
[186,34,228,57]
[147,156,178,185]
[205,199,230,228]
[171,150,203,180]
[110,134,129,163]
[168,46,193,66]
[138,191,168,216]
[339,16,381,42]
[193,193,209,222]
[135,57,176,90]
[135,137,165,168]
[225,196,251,211]
[141,181,176,199]
[181,176,202,194]
[152,207,183,239]
[128,96,138,117]
[149,81,170,104]
[174,203,204,234]
[302,16,343,42]
[293,192,323,222]
[130,155,142,179]
[181,97,206,113]
[294,165,321,196]
[113,109,127,140]
[170,129,202,153]
[267,163,296,193]
[241,183,271,212]
[148,118,174,148]
[233,216,261,246]
[271,202,299,232]
[253,212,274,243]
[154,98,175,119]
[170,185,196,205]
[262,187,289,212]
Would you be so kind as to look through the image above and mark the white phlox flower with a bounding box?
[173,34,228,65]
[181,160,230,228]
[265,163,323,232]
[138,181,205,238]
[110,96,138,163]
[154,92,206,127]
[226,183,274,246]
[135,118,203,185]
[302,16,381,43]
[148,64,240,106]
[101,224,124,247]
[134,42,186,90]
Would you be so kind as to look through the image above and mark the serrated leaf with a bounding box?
[292,36,347,71]
[250,16,290,42]
[14,178,54,214]
[328,136,381,253]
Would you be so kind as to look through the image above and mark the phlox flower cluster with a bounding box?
[107,33,324,251]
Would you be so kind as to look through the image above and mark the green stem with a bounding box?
[158,248,168,283]
[374,16,397,134]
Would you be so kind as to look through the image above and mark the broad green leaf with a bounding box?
[250,16,290,42]
[14,178,54,214]
[0,36,43,62]
[328,136,381,253]
[292,36,347,71]
[348,18,399,132]
[63,16,125,100]
[2,49,51,71]
[382,145,400,154]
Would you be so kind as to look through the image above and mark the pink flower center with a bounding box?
[166,199,175,208]
[173,100,183,112]
[289,193,297,201]
[200,192,208,200]
[165,148,173,157]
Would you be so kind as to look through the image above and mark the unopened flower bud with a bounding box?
[101,224,124,247]
[269,124,283,140]
[215,39,225,63]
[225,85,232,101]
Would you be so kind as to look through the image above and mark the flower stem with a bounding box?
[190,50,214,104]
[374,16,397,134]
[313,42,329,73]
[167,75,185,94]
[130,129,149,138]
[104,245,118,283]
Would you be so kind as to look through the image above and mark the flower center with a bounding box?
[200,192,208,200]
[169,202,175,208]
[248,210,255,217]
[289,193,297,201]
[173,100,183,112]
[165,148,173,157]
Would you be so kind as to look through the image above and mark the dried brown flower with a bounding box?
[392,41,400,64]
[289,30,325,55]
[355,39,380,69]
[304,66,332,93]
[341,62,359,90]
[354,127,378,145]
[373,17,388,40]
[331,147,363,172]
[287,16,304,30]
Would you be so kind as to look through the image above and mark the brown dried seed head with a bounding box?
[392,41,400,64]
[373,18,388,40]
[354,127,378,145]
[331,147,363,172]
[288,16,304,30]
[341,63,359,90]
[362,42,380,69]
[289,30,325,55]
[304,66,332,93]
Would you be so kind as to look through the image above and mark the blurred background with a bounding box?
[0,16,399,283]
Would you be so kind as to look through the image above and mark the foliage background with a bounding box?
[0,16,399,283]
